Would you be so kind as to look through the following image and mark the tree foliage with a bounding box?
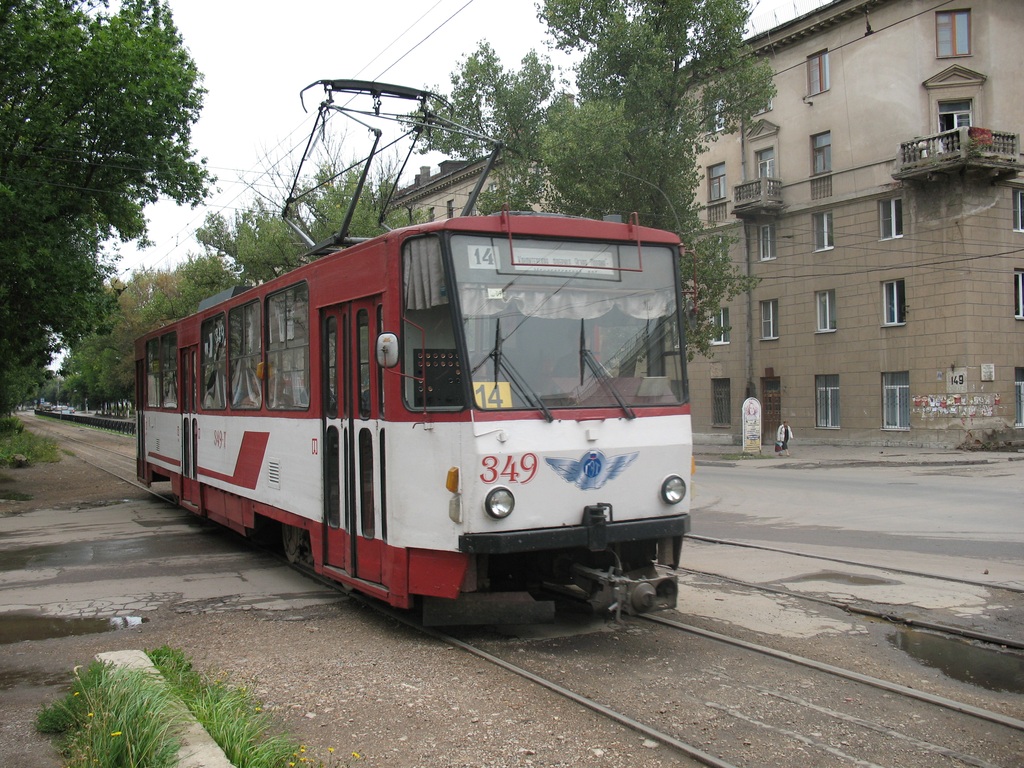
[62,253,239,407]
[437,0,772,357]
[0,0,210,411]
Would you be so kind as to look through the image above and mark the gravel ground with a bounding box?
[0,438,705,768]
[2,423,1022,768]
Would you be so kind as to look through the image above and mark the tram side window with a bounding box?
[201,314,227,410]
[229,301,262,409]
[146,333,178,408]
[267,283,310,410]
[161,332,178,408]
[402,236,463,409]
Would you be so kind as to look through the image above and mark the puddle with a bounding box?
[889,627,1024,694]
[0,668,71,690]
[780,570,896,587]
[0,614,146,645]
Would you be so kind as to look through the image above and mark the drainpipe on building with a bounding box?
[739,119,756,400]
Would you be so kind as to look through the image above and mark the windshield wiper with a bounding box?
[579,320,635,419]
[471,319,553,422]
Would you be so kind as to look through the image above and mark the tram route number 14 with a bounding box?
[474,381,513,410]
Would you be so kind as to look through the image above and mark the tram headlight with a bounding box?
[660,475,686,505]
[484,487,515,519]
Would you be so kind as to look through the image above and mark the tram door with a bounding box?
[180,346,200,509]
[322,298,385,584]
[761,377,781,446]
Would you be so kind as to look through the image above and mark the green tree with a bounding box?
[0,0,210,412]
[426,43,555,213]
[63,254,238,406]
[438,0,772,357]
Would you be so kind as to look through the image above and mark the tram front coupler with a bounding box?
[573,564,679,619]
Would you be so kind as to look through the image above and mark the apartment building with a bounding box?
[690,0,1023,448]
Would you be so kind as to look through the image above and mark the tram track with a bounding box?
[677,565,1024,652]
[28,417,1024,767]
[688,533,1024,595]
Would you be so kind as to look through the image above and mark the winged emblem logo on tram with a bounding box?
[544,450,639,491]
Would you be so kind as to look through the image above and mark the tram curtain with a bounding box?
[404,237,447,310]
[458,285,674,321]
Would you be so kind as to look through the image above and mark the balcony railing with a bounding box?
[894,127,1020,181]
[732,177,784,216]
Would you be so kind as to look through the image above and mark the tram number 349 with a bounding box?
[480,453,539,484]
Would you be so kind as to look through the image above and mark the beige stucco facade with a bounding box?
[690,0,1024,448]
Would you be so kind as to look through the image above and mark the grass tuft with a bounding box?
[37,661,181,768]
[39,647,348,768]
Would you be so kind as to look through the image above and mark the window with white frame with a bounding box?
[883,279,907,325]
[813,211,834,251]
[882,371,910,429]
[1014,190,1024,232]
[936,10,970,57]
[807,50,830,95]
[815,374,840,428]
[811,131,832,175]
[880,198,903,240]
[938,100,972,131]
[712,307,730,344]
[816,289,837,332]
[756,147,775,178]
[761,299,779,340]
[759,223,776,261]
[1015,271,1024,319]
[712,378,731,426]
[708,163,726,201]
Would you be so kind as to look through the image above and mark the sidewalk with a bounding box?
[693,441,1024,467]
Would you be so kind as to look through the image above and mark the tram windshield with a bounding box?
[402,233,686,414]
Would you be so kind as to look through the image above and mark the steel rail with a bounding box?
[643,613,1024,733]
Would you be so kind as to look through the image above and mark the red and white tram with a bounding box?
[136,210,692,623]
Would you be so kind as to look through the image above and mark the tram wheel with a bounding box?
[282,524,312,566]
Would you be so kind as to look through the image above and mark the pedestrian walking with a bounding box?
[776,420,793,456]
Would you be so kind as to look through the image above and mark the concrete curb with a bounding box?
[95,650,234,768]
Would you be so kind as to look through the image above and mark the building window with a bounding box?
[1015,271,1024,319]
[880,198,904,240]
[811,131,831,175]
[712,307,730,344]
[756,147,775,178]
[761,299,779,340]
[813,211,834,251]
[815,374,840,428]
[1016,368,1024,427]
[1014,190,1024,232]
[883,279,907,325]
[710,99,726,132]
[446,199,455,218]
[938,100,972,131]
[759,223,776,261]
[708,163,726,201]
[711,378,731,426]
[816,289,837,332]
[807,50,830,95]
[882,371,911,430]
[936,10,970,57]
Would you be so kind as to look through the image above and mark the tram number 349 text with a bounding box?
[480,453,539,484]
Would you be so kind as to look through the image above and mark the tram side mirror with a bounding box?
[376,332,399,368]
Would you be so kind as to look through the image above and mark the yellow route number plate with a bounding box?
[473,381,514,409]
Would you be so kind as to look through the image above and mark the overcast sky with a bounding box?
[117,0,815,277]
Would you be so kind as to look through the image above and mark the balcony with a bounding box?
[893,127,1020,182]
[732,177,784,217]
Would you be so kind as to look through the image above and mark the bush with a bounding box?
[0,416,24,436]
[0,427,60,466]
